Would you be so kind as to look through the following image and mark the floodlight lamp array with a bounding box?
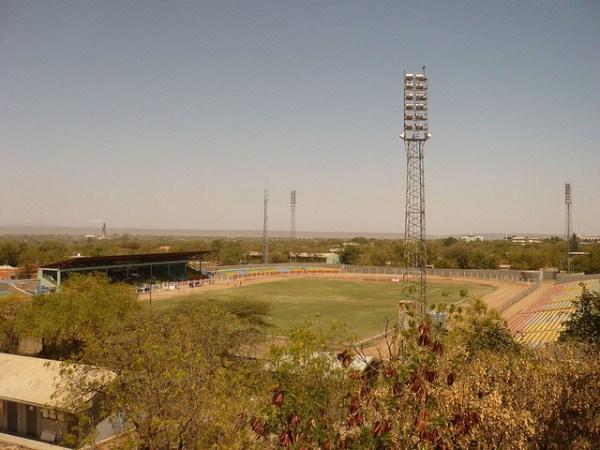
[565,183,572,204]
[403,71,429,140]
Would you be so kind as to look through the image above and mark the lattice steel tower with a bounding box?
[290,190,296,239]
[401,68,430,318]
[565,183,573,274]
[263,189,269,264]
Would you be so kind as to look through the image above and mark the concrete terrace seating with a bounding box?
[508,279,600,346]
[216,266,341,279]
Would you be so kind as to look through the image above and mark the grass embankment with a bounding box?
[143,278,493,339]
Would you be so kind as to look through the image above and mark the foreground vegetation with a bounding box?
[1,275,599,449]
[1,233,600,275]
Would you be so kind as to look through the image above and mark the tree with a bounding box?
[442,236,458,247]
[0,295,26,353]
[448,297,519,354]
[18,274,139,358]
[0,240,20,266]
[339,246,361,265]
[59,299,270,449]
[560,285,600,345]
[252,323,366,449]
[255,304,600,449]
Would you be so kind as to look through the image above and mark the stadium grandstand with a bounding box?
[508,278,600,346]
[37,251,212,287]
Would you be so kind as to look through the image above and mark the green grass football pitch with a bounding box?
[146,278,493,339]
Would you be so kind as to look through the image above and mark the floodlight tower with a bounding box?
[565,183,573,274]
[401,68,430,318]
[263,189,269,264]
[291,190,296,239]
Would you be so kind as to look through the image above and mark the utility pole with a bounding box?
[290,190,296,239]
[263,189,269,264]
[565,183,573,274]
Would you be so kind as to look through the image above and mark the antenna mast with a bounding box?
[290,190,296,239]
[263,189,269,264]
[401,67,430,318]
[565,183,572,274]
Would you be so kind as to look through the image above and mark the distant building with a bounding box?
[0,265,18,280]
[461,235,483,242]
[579,235,600,244]
[506,235,541,244]
[289,252,340,264]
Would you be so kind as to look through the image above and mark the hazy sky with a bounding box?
[1,0,599,236]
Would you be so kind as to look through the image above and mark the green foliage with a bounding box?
[254,308,599,449]
[339,245,361,265]
[218,240,248,265]
[255,323,364,449]
[447,297,519,354]
[61,299,270,449]
[0,240,22,266]
[17,274,139,358]
[560,285,600,345]
[219,297,273,330]
[2,234,600,273]
[0,295,26,352]
[3,273,597,449]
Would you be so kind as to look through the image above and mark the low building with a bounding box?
[506,235,541,244]
[461,235,483,242]
[0,353,114,445]
[289,252,340,264]
[0,265,18,280]
[579,235,600,244]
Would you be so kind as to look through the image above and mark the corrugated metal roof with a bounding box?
[0,353,111,409]
[39,251,212,270]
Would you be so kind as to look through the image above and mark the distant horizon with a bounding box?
[0,224,584,240]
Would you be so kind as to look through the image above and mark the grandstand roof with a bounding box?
[40,251,212,270]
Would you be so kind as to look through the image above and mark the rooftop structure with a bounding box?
[38,251,211,286]
[0,352,113,443]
